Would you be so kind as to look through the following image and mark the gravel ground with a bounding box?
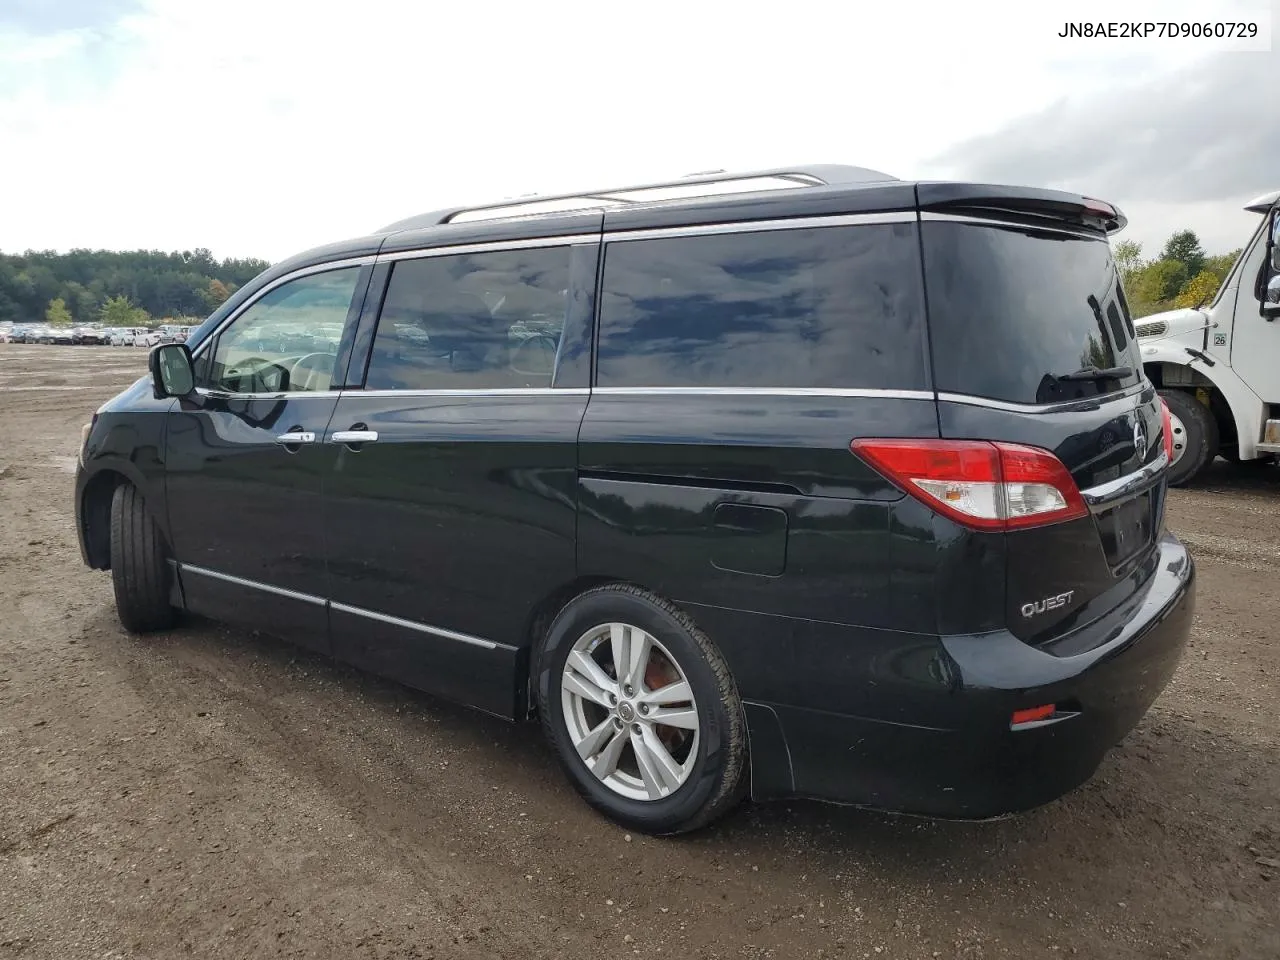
[1,343,1277,960]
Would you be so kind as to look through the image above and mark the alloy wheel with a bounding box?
[560,622,700,801]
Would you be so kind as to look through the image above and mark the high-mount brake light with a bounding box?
[849,439,1089,531]
[1082,197,1117,219]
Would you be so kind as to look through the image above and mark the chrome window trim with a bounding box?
[590,386,934,400]
[329,602,510,651]
[937,383,1150,414]
[179,563,325,606]
[919,211,1107,240]
[194,387,343,401]
[602,211,917,244]
[1080,451,1169,506]
[345,387,590,398]
[188,256,376,361]
[376,233,598,264]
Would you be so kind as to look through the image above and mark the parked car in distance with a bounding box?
[134,330,162,348]
[75,327,111,346]
[76,164,1196,835]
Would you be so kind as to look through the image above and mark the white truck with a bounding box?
[1136,189,1280,485]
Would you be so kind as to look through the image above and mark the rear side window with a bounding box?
[596,223,929,389]
[922,222,1141,405]
[365,247,570,391]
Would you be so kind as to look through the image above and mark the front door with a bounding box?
[165,264,367,654]
[322,241,596,717]
[1229,204,1280,404]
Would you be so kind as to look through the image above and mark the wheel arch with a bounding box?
[520,574,633,719]
[79,467,133,569]
[1142,355,1264,459]
[78,459,167,570]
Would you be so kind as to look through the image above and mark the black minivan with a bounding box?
[75,165,1195,834]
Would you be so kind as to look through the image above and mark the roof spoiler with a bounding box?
[916,182,1128,235]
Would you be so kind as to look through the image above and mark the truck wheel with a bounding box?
[534,584,748,835]
[109,483,176,633]
[1160,389,1218,486]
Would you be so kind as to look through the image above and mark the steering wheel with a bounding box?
[289,352,336,392]
[509,334,559,384]
[223,356,288,393]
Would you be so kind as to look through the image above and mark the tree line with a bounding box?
[1115,230,1241,319]
[0,248,271,329]
[0,230,1241,332]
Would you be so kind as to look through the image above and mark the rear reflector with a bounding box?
[1011,704,1056,726]
[1159,399,1174,460]
[850,439,1088,531]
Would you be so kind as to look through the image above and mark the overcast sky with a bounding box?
[0,0,1274,264]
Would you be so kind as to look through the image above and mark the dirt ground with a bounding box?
[1,343,1276,960]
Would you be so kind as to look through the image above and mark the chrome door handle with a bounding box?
[276,430,316,444]
[331,430,379,444]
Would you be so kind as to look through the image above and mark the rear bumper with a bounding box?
[742,532,1195,818]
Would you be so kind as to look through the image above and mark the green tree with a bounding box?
[0,248,269,324]
[1130,259,1188,304]
[99,295,149,327]
[1113,239,1144,282]
[45,297,73,326]
[1161,230,1206,278]
[1175,270,1222,309]
[204,278,232,311]
[1203,249,1242,281]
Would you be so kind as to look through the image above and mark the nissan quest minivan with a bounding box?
[75,165,1195,834]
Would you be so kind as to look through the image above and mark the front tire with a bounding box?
[109,483,175,633]
[534,584,748,835]
[1160,389,1218,487]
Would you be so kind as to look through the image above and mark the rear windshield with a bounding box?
[922,221,1141,405]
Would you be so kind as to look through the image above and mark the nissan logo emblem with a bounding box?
[1133,420,1147,460]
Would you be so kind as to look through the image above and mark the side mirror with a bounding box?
[149,343,195,397]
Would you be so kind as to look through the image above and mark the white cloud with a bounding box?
[0,0,1271,261]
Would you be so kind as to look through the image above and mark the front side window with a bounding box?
[204,267,360,394]
[595,223,929,389]
[364,247,571,391]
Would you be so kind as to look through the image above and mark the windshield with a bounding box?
[921,221,1142,405]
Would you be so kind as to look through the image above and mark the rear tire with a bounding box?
[109,483,175,633]
[1160,389,1218,487]
[534,584,748,835]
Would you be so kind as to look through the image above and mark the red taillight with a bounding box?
[1011,704,1056,727]
[850,438,1089,531]
[1159,399,1174,460]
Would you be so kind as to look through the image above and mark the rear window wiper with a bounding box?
[1053,365,1133,382]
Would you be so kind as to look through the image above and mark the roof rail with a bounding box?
[378,163,898,233]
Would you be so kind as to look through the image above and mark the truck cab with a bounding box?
[1137,190,1280,484]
